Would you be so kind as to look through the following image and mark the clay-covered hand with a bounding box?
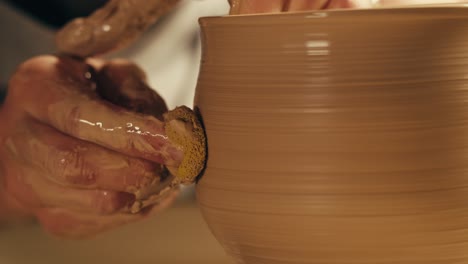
[56,0,180,58]
[0,55,182,238]
[228,0,359,14]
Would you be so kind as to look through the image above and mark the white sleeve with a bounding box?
[113,0,230,109]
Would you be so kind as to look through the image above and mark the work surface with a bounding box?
[0,189,232,264]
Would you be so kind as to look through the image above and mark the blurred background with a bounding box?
[0,0,233,263]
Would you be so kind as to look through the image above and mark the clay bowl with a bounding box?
[194,7,468,264]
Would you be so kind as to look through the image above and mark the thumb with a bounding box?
[93,59,168,119]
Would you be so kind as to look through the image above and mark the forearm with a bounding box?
[0,84,8,220]
[0,183,8,219]
[0,187,15,221]
[0,178,17,222]
[0,86,30,223]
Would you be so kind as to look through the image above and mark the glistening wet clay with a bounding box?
[54,0,207,212]
[56,0,180,57]
[195,7,468,264]
[9,56,207,214]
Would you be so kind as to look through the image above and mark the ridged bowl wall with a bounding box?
[195,8,468,264]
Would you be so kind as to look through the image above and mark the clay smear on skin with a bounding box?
[56,0,181,58]
[54,0,212,178]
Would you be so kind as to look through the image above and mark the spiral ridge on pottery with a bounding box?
[195,7,468,264]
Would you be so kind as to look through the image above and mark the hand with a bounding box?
[228,0,358,14]
[56,0,180,57]
[0,55,182,238]
[56,0,358,58]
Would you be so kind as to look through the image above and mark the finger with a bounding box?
[139,186,180,217]
[55,0,180,58]
[128,181,179,214]
[9,55,183,167]
[4,120,169,197]
[286,0,329,10]
[35,189,180,239]
[233,0,286,14]
[2,159,134,215]
[228,0,241,14]
[325,0,356,8]
[93,59,168,119]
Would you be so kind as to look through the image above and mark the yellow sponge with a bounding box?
[164,106,206,184]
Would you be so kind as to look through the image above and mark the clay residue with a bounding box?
[94,59,168,120]
[53,0,210,215]
[89,60,206,210]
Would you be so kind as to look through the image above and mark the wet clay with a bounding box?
[90,60,206,207]
[53,0,207,209]
[56,0,180,57]
[92,59,205,182]
[97,72,206,184]
[8,56,205,214]
[195,7,468,264]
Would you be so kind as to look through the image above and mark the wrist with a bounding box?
[0,173,32,224]
[0,188,13,220]
[0,190,32,225]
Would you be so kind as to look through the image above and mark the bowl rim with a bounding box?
[199,5,468,24]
